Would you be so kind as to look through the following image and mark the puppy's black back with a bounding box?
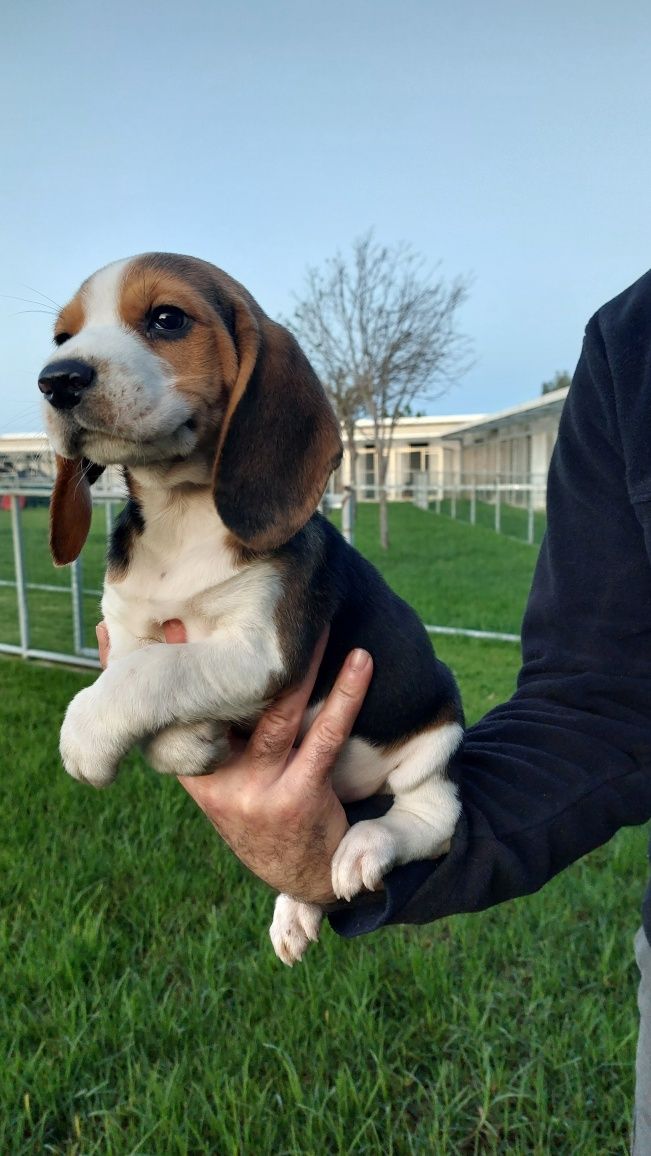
[277,513,463,746]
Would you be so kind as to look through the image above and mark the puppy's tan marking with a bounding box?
[54,293,85,343]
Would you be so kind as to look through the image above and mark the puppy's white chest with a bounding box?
[102,492,241,643]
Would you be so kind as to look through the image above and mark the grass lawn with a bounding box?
[0,502,646,1153]
[330,502,540,635]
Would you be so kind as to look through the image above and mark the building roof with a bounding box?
[440,386,569,440]
[0,432,50,451]
[353,413,486,428]
[350,413,487,442]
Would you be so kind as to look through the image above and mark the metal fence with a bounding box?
[411,471,547,545]
[0,479,522,671]
[325,472,547,545]
[0,482,125,669]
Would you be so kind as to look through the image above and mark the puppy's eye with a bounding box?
[148,305,190,335]
[54,332,71,346]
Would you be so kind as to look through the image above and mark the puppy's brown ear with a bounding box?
[50,455,105,566]
[213,307,342,551]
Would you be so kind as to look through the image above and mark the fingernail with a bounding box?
[349,648,370,672]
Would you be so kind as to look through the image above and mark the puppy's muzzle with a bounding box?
[38,359,96,410]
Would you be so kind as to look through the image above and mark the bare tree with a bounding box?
[289,232,472,548]
[288,269,365,495]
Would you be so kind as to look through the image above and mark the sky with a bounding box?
[3,0,651,433]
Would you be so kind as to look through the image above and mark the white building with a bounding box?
[327,413,486,501]
[439,385,569,508]
[325,387,568,506]
[0,432,53,482]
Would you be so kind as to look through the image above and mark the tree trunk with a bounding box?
[378,452,389,550]
[343,427,358,544]
[379,490,389,549]
[347,443,358,491]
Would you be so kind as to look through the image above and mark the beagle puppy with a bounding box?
[38,253,464,964]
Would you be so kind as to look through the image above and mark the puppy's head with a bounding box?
[39,254,342,564]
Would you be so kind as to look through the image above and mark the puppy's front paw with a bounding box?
[143,721,230,776]
[269,894,323,966]
[60,687,123,788]
[330,821,398,901]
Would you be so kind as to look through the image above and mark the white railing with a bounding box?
[324,472,547,544]
[0,481,125,669]
[416,471,547,544]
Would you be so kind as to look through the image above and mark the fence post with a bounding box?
[413,472,429,511]
[527,483,535,544]
[495,476,501,533]
[105,500,114,539]
[10,496,30,656]
[341,486,355,545]
[470,475,477,525]
[71,558,85,655]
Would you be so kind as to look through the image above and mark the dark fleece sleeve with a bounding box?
[329,279,651,940]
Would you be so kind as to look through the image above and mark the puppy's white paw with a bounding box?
[269,894,323,966]
[330,821,398,901]
[144,721,229,776]
[60,686,124,788]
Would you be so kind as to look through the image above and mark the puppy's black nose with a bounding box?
[38,359,96,410]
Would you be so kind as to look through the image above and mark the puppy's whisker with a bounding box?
[10,309,59,318]
[109,400,123,441]
[21,283,63,310]
[0,294,58,312]
[73,458,95,499]
[0,405,42,434]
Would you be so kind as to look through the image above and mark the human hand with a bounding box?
[96,621,111,668]
[95,620,374,904]
[178,634,373,905]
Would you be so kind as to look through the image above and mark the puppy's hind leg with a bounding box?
[270,893,323,966]
[330,722,463,902]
